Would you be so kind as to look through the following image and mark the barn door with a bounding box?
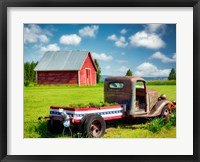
[85,69,91,85]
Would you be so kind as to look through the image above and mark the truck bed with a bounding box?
[49,105,124,123]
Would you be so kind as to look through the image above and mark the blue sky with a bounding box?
[24,24,176,77]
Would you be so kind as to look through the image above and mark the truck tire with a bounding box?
[47,120,63,133]
[78,114,94,133]
[160,106,170,120]
[83,114,106,138]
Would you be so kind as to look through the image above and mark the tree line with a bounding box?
[24,61,38,83]
[125,68,176,80]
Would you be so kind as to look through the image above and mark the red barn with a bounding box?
[34,51,97,86]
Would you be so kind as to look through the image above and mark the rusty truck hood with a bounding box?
[147,89,158,111]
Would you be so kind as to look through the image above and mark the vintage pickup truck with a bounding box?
[44,76,176,138]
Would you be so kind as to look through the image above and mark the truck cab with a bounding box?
[104,76,171,117]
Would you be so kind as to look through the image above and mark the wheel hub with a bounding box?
[90,120,102,137]
[163,109,170,119]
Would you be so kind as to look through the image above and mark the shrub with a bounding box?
[88,102,118,107]
[88,102,102,108]
[146,112,176,133]
[69,103,87,108]
[146,118,165,133]
[165,112,176,129]
[24,80,30,87]
[68,102,119,108]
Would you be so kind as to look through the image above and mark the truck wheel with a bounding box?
[160,106,170,120]
[78,114,94,133]
[83,114,106,138]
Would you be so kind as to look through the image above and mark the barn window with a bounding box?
[109,82,124,89]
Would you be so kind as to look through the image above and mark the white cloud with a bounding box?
[145,24,166,33]
[38,35,49,43]
[59,34,81,46]
[150,51,176,63]
[129,31,165,49]
[107,34,118,41]
[172,53,176,59]
[120,29,127,34]
[32,43,43,49]
[135,62,170,77]
[116,66,129,73]
[79,25,99,37]
[105,65,111,70]
[92,52,113,61]
[40,43,60,53]
[116,60,128,64]
[115,36,128,48]
[24,24,50,44]
[107,35,128,48]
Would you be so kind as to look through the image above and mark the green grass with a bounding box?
[24,83,176,138]
[146,80,176,85]
[148,85,176,101]
[104,126,176,138]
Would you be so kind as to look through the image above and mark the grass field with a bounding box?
[24,83,176,138]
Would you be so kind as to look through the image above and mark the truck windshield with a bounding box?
[109,82,124,89]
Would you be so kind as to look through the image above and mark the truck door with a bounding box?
[135,81,147,113]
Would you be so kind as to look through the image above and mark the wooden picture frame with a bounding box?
[0,0,199,161]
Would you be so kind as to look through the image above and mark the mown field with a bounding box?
[24,82,176,138]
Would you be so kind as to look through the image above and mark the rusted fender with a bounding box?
[168,101,176,112]
[149,100,174,116]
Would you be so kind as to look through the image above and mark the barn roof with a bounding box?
[34,51,95,71]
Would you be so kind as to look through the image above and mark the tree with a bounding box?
[94,59,101,83]
[24,61,38,83]
[168,68,176,80]
[126,69,133,76]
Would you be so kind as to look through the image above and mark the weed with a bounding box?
[165,112,176,129]
[68,102,119,108]
[146,113,176,133]
[146,118,165,133]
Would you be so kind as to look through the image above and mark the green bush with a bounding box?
[68,102,119,108]
[69,103,87,108]
[146,112,176,133]
[24,80,30,87]
[165,112,176,129]
[146,118,165,133]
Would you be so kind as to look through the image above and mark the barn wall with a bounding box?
[37,71,78,85]
[80,54,96,85]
